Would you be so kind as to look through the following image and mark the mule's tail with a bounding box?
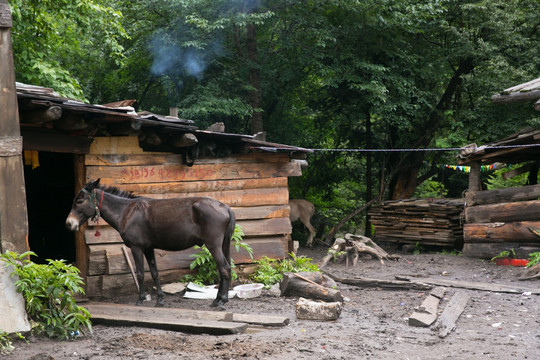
[223,206,236,265]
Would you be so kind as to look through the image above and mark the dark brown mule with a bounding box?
[66,178,235,309]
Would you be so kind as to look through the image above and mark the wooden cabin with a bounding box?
[15,83,310,297]
[458,78,540,259]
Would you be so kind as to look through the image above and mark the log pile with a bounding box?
[319,234,400,268]
[368,198,465,248]
[463,184,540,259]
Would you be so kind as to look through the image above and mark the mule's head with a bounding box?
[66,178,101,231]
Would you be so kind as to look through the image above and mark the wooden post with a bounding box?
[0,0,29,254]
[468,161,482,192]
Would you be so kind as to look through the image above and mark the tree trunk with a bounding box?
[246,24,263,134]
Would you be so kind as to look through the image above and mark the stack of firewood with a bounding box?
[368,198,465,247]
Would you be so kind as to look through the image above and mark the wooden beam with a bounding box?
[22,131,93,153]
[0,0,29,254]
[468,161,482,192]
[464,199,540,223]
[491,90,540,104]
[465,183,540,206]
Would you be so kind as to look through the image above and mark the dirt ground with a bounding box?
[5,245,540,360]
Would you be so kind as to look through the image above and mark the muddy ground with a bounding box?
[5,245,540,360]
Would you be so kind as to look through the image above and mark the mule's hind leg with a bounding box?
[206,245,231,310]
[144,249,165,307]
[130,247,147,305]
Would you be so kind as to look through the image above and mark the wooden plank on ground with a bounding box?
[326,274,433,291]
[90,312,247,335]
[437,290,471,338]
[397,276,540,295]
[85,303,289,333]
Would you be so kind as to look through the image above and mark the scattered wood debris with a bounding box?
[319,233,400,268]
[408,287,446,327]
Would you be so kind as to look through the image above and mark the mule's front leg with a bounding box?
[131,248,147,305]
[144,249,165,307]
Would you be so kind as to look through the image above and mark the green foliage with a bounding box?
[413,177,448,198]
[9,0,128,100]
[491,249,516,262]
[182,225,252,285]
[439,249,461,256]
[250,253,320,288]
[328,249,346,262]
[486,166,530,190]
[413,242,424,255]
[526,252,540,268]
[0,251,91,340]
[0,330,24,355]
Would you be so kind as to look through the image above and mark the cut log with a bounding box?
[280,272,343,302]
[436,290,471,338]
[295,297,342,320]
[464,199,540,224]
[20,106,62,124]
[171,133,198,147]
[464,221,540,243]
[408,287,446,327]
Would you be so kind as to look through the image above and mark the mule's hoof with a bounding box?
[136,300,143,306]
[155,299,165,307]
[211,299,226,311]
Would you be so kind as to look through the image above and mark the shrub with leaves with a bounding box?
[250,253,320,288]
[0,251,92,340]
[182,224,252,285]
[527,252,540,268]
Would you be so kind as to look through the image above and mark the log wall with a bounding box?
[81,137,301,298]
[463,184,540,259]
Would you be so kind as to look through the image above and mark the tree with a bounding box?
[9,0,128,100]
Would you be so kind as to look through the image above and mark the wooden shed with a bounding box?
[16,83,310,297]
[458,77,540,259]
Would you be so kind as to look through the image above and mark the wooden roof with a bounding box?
[491,77,540,111]
[457,128,540,165]
[16,83,311,155]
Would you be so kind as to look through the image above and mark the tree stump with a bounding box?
[320,233,400,268]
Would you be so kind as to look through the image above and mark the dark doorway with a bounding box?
[24,152,75,263]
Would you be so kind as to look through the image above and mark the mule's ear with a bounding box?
[89,178,101,190]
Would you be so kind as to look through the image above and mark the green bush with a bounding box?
[250,253,320,288]
[182,225,252,285]
[0,251,92,340]
[527,252,540,268]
